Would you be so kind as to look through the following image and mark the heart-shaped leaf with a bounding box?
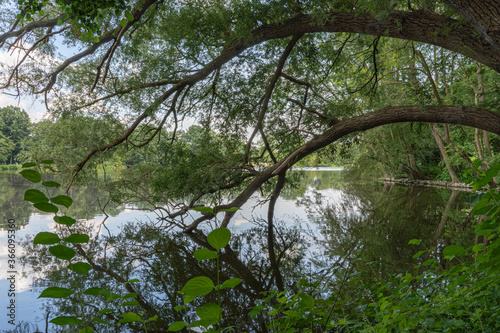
[54,215,76,226]
[65,234,89,244]
[194,248,218,262]
[51,195,73,208]
[50,316,82,325]
[207,227,231,250]
[33,232,60,245]
[42,181,61,188]
[181,276,214,297]
[20,169,41,183]
[117,312,142,323]
[84,287,111,297]
[168,321,186,331]
[67,262,92,275]
[49,245,75,260]
[34,202,59,213]
[39,287,73,298]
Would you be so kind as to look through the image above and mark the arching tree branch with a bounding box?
[185,105,500,232]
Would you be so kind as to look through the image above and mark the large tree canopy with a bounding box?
[4,1,500,330]
[1,0,500,228]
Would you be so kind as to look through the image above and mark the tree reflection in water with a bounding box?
[15,172,476,332]
[300,182,474,283]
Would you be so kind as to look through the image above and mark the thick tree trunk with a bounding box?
[267,172,286,292]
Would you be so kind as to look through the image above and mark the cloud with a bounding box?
[234,218,249,226]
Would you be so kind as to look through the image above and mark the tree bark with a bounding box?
[267,172,286,292]
[442,0,500,53]
[187,104,500,232]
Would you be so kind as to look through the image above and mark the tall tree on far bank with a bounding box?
[0,106,30,164]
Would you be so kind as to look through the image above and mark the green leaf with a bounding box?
[50,316,82,325]
[192,206,214,213]
[474,164,500,190]
[412,250,426,259]
[191,319,216,328]
[207,227,231,250]
[194,248,218,261]
[218,207,240,212]
[97,308,116,316]
[408,239,421,245]
[472,244,484,252]
[168,321,186,331]
[476,229,493,236]
[54,215,76,226]
[174,305,186,312]
[33,232,60,245]
[93,37,100,43]
[299,294,315,310]
[249,307,261,318]
[120,18,127,26]
[181,276,214,297]
[65,233,89,244]
[126,12,134,21]
[117,312,142,323]
[146,315,158,322]
[57,18,63,25]
[443,245,466,258]
[221,278,241,289]
[51,195,73,208]
[196,303,222,326]
[39,287,73,298]
[120,301,140,307]
[42,181,61,188]
[22,162,36,168]
[107,293,121,301]
[67,262,92,275]
[79,327,94,333]
[84,287,111,297]
[20,169,41,183]
[49,245,75,260]
[123,292,137,299]
[422,258,437,266]
[34,202,59,213]
[41,159,54,164]
[93,317,111,324]
[183,294,195,303]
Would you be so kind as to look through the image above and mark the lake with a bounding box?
[0,169,473,332]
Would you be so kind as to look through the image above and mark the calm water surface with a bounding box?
[0,170,472,331]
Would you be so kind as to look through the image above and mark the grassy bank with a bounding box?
[0,165,21,172]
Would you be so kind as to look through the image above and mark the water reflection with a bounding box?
[300,181,473,280]
[0,170,476,332]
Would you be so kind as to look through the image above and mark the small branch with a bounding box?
[79,79,180,109]
[244,34,303,161]
[2,26,70,89]
[287,98,329,121]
